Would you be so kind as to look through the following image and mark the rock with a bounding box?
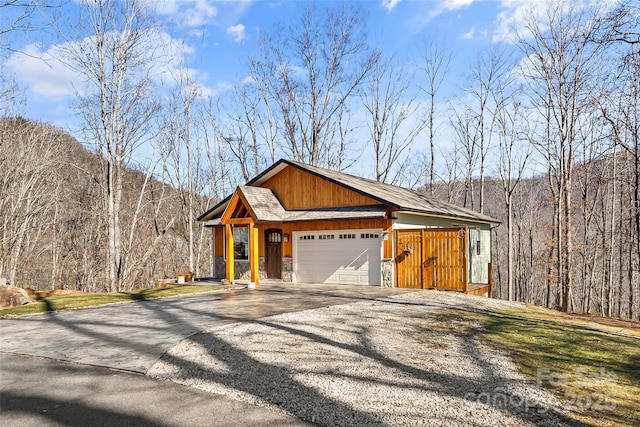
[0,285,31,309]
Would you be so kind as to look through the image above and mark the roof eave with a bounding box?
[196,194,232,222]
[394,209,501,225]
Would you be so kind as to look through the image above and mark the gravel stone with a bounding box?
[149,290,568,426]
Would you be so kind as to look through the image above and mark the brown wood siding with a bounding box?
[260,166,380,210]
[257,219,391,257]
[396,228,467,291]
[395,230,423,288]
[213,226,224,257]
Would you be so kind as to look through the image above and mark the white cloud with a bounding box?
[429,0,476,19]
[241,75,256,85]
[155,0,218,27]
[5,43,81,99]
[382,0,402,12]
[5,31,207,102]
[462,26,476,40]
[226,23,246,43]
[209,80,233,97]
[492,0,546,43]
[492,0,618,43]
[409,0,478,32]
[461,26,488,40]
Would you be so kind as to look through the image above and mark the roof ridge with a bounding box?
[284,159,499,224]
[199,158,500,224]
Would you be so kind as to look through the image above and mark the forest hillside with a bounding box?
[0,118,214,292]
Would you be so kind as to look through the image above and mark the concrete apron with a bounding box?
[0,283,412,374]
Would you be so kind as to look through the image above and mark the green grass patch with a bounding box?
[482,307,640,427]
[0,285,225,317]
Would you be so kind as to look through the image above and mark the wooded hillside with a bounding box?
[0,118,214,291]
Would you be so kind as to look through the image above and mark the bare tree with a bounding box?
[450,107,477,210]
[416,40,451,195]
[0,119,64,286]
[516,0,610,312]
[361,55,425,184]
[247,2,378,168]
[61,0,160,291]
[220,83,269,182]
[438,143,466,204]
[159,61,201,274]
[496,89,532,302]
[598,40,640,319]
[0,1,34,114]
[460,47,509,214]
[0,1,35,50]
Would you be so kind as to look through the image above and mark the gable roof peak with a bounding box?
[198,158,500,225]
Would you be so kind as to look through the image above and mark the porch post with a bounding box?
[249,223,259,286]
[225,224,234,283]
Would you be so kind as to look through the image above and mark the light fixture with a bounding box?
[283,234,289,242]
[382,231,389,241]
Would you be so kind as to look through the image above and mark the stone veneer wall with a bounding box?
[213,256,225,279]
[212,257,251,280]
[282,257,293,282]
[213,256,293,282]
[381,259,394,287]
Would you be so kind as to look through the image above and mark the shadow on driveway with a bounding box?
[0,284,591,426]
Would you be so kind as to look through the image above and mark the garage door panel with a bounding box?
[294,229,381,286]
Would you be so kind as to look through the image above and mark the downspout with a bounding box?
[489,222,501,298]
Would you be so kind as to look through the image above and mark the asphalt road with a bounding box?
[1,353,307,427]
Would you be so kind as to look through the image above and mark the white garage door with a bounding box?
[293,229,382,286]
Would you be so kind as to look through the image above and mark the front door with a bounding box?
[265,229,282,279]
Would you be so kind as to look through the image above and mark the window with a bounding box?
[233,226,249,260]
[300,235,315,240]
[339,233,355,239]
[319,234,335,240]
[267,231,281,243]
[361,233,379,239]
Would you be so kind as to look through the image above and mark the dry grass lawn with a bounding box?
[482,306,640,427]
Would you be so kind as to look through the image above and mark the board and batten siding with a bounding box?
[393,212,492,285]
[395,228,468,291]
[213,226,224,257]
[259,165,380,210]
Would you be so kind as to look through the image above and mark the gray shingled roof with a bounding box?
[198,159,500,225]
[236,186,387,223]
[238,186,286,222]
[256,161,499,224]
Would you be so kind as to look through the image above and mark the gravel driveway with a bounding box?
[149,291,570,426]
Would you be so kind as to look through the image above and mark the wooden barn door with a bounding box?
[395,230,423,288]
[396,228,467,291]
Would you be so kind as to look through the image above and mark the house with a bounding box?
[197,159,500,296]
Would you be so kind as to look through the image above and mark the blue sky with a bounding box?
[3,0,574,182]
[3,0,525,129]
